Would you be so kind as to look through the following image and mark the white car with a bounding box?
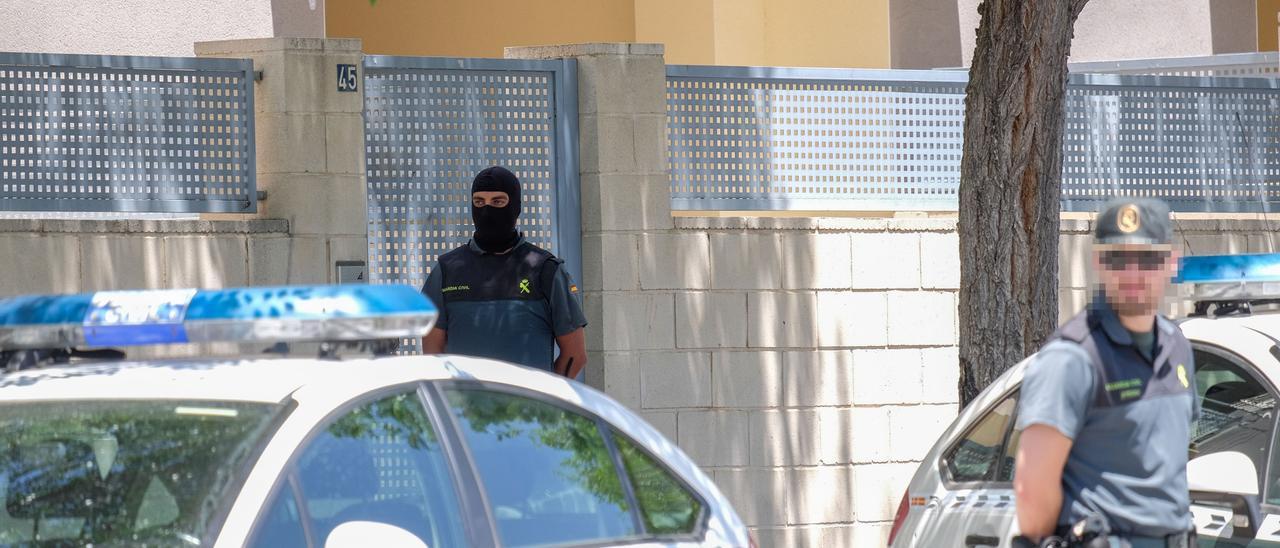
[890,253,1280,548]
[0,285,750,548]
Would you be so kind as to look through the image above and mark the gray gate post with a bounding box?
[505,44,672,405]
[194,38,369,284]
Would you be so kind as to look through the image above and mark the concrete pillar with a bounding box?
[504,43,672,394]
[194,38,367,284]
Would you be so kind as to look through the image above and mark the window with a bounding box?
[996,426,1022,483]
[444,388,636,547]
[253,390,466,548]
[944,392,1019,484]
[613,431,702,536]
[1188,348,1275,503]
[252,483,306,547]
[0,400,282,545]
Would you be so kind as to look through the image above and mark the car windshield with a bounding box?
[0,400,284,547]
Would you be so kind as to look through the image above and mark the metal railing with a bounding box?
[0,52,256,213]
[668,63,1280,212]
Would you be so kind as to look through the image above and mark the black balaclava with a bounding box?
[470,166,522,253]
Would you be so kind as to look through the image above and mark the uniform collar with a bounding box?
[468,233,527,255]
[1088,293,1175,346]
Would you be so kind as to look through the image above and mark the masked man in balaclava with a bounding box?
[421,166,588,378]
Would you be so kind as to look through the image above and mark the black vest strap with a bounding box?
[1047,307,1193,409]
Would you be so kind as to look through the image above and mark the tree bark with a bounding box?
[958,0,1090,407]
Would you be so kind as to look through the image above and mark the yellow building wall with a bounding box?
[326,0,891,68]
[326,0,636,57]
[710,0,766,66]
[634,0,716,64]
[763,0,890,68]
[1260,0,1280,51]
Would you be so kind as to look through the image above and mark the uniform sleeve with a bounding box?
[1016,341,1097,440]
[1188,344,1202,424]
[421,264,448,330]
[546,262,588,337]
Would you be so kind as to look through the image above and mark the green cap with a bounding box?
[1094,198,1171,246]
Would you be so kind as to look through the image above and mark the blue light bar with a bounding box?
[1175,253,1280,284]
[0,285,437,351]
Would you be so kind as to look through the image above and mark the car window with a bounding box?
[252,482,307,547]
[1189,348,1275,502]
[612,431,703,536]
[0,400,283,545]
[253,390,466,548]
[444,388,637,547]
[944,392,1018,484]
[996,424,1022,483]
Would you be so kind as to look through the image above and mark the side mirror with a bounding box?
[325,521,429,548]
[1187,451,1258,496]
[1187,452,1261,540]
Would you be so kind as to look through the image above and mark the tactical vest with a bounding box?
[1048,306,1194,409]
[436,242,562,305]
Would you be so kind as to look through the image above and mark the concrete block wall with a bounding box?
[0,218,356,297]
[195,38,369,274]
[652,217,961,545]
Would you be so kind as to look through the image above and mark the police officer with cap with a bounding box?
[421,166,588,378]
[1013,198,1198,547]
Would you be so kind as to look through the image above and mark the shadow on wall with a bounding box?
[0,233,258,299]
[609,216,962,544]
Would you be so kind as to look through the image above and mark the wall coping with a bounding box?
[505,43,664,60]
[673,216,1280,234]
[0,219,290,235]
[194,37,362,55]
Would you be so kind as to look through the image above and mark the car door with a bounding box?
[1189,344,1280,546]
[916,390,1021,548]
[432,382,714,547]
[246,386,475,548]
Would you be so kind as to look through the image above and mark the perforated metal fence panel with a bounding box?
[1069,52,1280,78]
[668,65,1280,212]
[0,52,256,213]
[667,66,967,211]
[1063,74,1280,212]
[363,56,580,350]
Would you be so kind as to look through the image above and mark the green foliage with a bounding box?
[447,389,629,510]
[614,434,701,534]
[327,392,439,449]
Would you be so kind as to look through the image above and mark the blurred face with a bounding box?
[1093,244,1178,317]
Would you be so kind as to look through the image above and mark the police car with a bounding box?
[890,253,1280,548]
[0,285,749,548]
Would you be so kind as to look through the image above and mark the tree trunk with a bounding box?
[958,0,1090,407]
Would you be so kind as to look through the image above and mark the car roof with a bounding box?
[1181,310,1280,341]
[0,354,571,405]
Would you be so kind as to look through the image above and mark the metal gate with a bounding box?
[667,65,1280,212]
[0,52,256,213]
[363,56,580,328]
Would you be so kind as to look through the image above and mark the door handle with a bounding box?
[964,534,1000,547]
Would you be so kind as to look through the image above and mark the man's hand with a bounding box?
[1014,424,1073,539]
[422,328,447,354]
[554,328,586,378]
